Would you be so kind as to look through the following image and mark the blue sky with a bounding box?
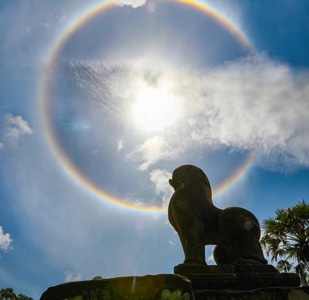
[1,0,309,298]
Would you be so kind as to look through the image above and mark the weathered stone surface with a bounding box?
[194,287,309,300]
[40,274,194,300]
[174,264,300,290]
[168,165,267,266]
[40,273,309,299]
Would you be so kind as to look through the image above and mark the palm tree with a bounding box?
[277,259,293,273]
[260,200,309,286]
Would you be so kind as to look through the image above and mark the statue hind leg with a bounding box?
[216,207,267,264]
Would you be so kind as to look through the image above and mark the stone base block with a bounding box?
[174,264,300,290]
[194,287,309,300]
[40,274,194,300]
[40,273,309,300]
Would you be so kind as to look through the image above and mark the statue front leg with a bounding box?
[169,200,206,265]
[181,219,206,265]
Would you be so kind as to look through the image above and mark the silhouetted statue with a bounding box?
[168,165,267,265]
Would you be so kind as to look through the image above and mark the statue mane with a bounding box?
[169,164,211,190]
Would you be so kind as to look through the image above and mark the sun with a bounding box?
[131,88,182,132]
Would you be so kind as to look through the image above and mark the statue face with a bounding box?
[169,179,176,190]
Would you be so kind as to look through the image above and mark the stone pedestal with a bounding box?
[174,264,300,290]
[40,274,194,300]
[40,273,309,300]
[194,287,309,300]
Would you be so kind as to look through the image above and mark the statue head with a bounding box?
[169,164,212,195]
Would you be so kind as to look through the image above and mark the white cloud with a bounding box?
[117,139,124,152]
[150,168,173,207]
[184,54,309,170]
[127,137,177,171]
[0,142,3,149]
[67,53,309,172]
[206,245,216,264]
[123,196,150,207]
[5,114,33,146]
[207,252,215,264]
[168,240,176,246]
[0,226,13,252]
[114,0,147,8]
[65,271,82,282]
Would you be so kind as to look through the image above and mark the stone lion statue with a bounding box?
[168,164,267,265]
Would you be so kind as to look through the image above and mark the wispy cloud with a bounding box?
[150,168,173,207]
[65,271,82,282]
[114,0,147,8]
[168,240,176,246]
[0,226,13,252]
[66,53,309,172]
[127,137,176,171]
[117,139,124,152]
[4,114,33,146]
[187,54,309,171]
[207,250,215,264]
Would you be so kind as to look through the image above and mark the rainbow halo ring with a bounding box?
[40,0,255,211]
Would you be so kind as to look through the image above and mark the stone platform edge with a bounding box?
[40,274,309,300]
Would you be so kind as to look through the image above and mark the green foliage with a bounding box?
[261,200,309,286]
[0,288,33,300]
[16,295,32,300]
[92,276,104,280]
